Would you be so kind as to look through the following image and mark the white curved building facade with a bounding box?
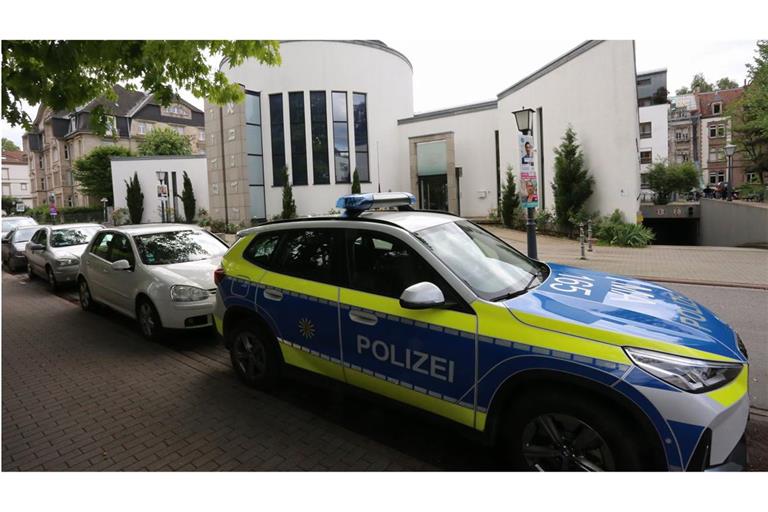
[205,40,413,223]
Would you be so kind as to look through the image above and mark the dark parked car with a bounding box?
[2,225,43,272]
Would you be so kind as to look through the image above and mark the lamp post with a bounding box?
[100,197,108,224]
[724,144,736,201]
[512,108,538,259]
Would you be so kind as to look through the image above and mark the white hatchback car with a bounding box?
[77,224,229,339]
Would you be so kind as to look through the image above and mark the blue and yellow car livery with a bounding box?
[213,193,749,471]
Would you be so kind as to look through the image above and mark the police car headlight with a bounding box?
[625,347,743,394]
[170,285,209,302]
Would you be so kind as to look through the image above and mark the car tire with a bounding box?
[228,318,282,390]
[499,387,647,471]
[136,297,164,341]
[27,263,35,280]
[45,266,58,292]
[78,278,98,312]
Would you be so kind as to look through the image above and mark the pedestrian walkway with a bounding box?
[485,226,768,288]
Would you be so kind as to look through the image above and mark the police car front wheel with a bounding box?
[229,321,281,389]
[501,389,646,471]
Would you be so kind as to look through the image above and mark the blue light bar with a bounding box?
[336,192,416,215]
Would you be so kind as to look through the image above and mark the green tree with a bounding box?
[690,73,714,93]
[180,171,196,223]
[2,41,281,133]
[552,127,594,230]
[2,195,20,212]
[138,127,192,156]
[647,161,699,205]
[351,168,361,194]
[716,77,739,90]
[500,165,520,228]
[675,86,691,95]
[652,87,668,105]
[125,172,144,224]
[280,167,296,220]
[2,137,20,151]
[72,145,133,203]
[728,40,768,185]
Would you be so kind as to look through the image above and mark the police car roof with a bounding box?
[108,223,208,235]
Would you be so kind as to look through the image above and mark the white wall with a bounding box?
[111,156,209,224]
[497,40,641,222]
[397,107,499,218]
[220,41,414,218]
[2,162,34,207]
[638,103,669,174]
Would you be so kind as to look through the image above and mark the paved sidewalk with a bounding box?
[486,226,768,288]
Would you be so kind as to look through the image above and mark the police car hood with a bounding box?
[503,263,744,361]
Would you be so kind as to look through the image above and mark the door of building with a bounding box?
[418,175,448,211]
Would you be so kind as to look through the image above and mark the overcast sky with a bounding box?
[1,39,757,147]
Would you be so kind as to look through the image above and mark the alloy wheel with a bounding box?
[138,302,157,337]
[79,281,91,310]
[520,413,615,471]
[46,268,57,291]
[233,332,267,382]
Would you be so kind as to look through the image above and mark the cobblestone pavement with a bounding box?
[485,226,768,288]
[2,269,766,471]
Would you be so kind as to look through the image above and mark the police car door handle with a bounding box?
[263,288,283,302]
[349,310,378,326]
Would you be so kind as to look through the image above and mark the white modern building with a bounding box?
[2,150,34,208]
[207,40,643,224]
[110,155,209,224]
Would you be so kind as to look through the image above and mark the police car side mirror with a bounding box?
[399,282,445,310]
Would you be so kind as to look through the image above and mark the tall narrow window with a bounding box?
[353,93,369,182]
[332,91,350,183]
[269,93,286,186]
[310,91,330,184]
[246,91,266,220]
[288,92,308,186]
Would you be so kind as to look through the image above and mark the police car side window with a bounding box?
[347,230,461,307]
[273,229,339,285]
[243,233,281,269]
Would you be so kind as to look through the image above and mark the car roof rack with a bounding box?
[336,192,416,218]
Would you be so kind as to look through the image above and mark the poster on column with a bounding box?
[518,134,538,208]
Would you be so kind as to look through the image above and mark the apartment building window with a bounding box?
[288,92,308,186]
[639,122,652,139]
[105,116,118,136]
[640,150,652,165]
[676,152,689,163]
[1,167,9,179]
[712,102,722,115]
[709,171,725,184]
[709,124,725,138]
[269,93,286,186]
[173,125,185,136]
[20,183,28,191]
[637,78,651,86]
[640,173,650,189]
[332,91,350,183]
[638,98,652,107]
[353,93,369,182]
[69,116,77,133]
[746,172,758,183]
[64,144,69,160]
[709,148,725,162]
[310,91,330,185]
[137,121,154,135]
[675,129,688,141]
[2,184,9,196]
[52,144,59,162]
[198,129,205,142]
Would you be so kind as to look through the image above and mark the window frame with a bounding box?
[288,91,308,186]
[270,228,346,287]
[639,122,652,139]
[242,231,283,270]
[331,91,350,184]
[352,92,370,183]
[309,91,330,185]
[639,150,652,165]
[712,102,722,115]
[269,93,286,187]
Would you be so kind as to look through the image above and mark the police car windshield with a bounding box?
[415,220,545,301]
[133,230,228,265]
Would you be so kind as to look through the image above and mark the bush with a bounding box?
[72,145,133,202]
[138,127,192,156]
[737,183,766,202]
[351,168,361,194]
[535,209,554,231]
[500,166,520,228]
[27,205,103,223]
[125,172,144,224]
[281,167,296,219]
[181,171,196,222]
[552,127,594,231]
[647,160,699,205]
[595,209,655,247]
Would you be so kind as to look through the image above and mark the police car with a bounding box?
[213,192,749,471]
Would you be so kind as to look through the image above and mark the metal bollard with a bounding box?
[579,223,586,260]
[587,219,593,252]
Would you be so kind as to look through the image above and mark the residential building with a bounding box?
[207,40,642,224]
[1,150,34,208]
[22,85,205,208]
[636,70,669,193]
[696,88,747,186]
[110,155,209,223]
[667,94,700,181]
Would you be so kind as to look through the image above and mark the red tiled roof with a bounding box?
[2,150,28,165]
[695,88,744,117]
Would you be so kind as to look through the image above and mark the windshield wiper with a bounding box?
[491,272,542,302]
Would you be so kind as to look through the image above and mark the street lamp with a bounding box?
[100,197,108,224]
[724,144,736,201]
[512,108,538,259]
[156,171,167,222]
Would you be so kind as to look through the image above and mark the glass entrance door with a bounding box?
[418,174,448,211]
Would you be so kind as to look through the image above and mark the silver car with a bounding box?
[2,216,38,239]
[25,223,103,291]
[2,225,43,272]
